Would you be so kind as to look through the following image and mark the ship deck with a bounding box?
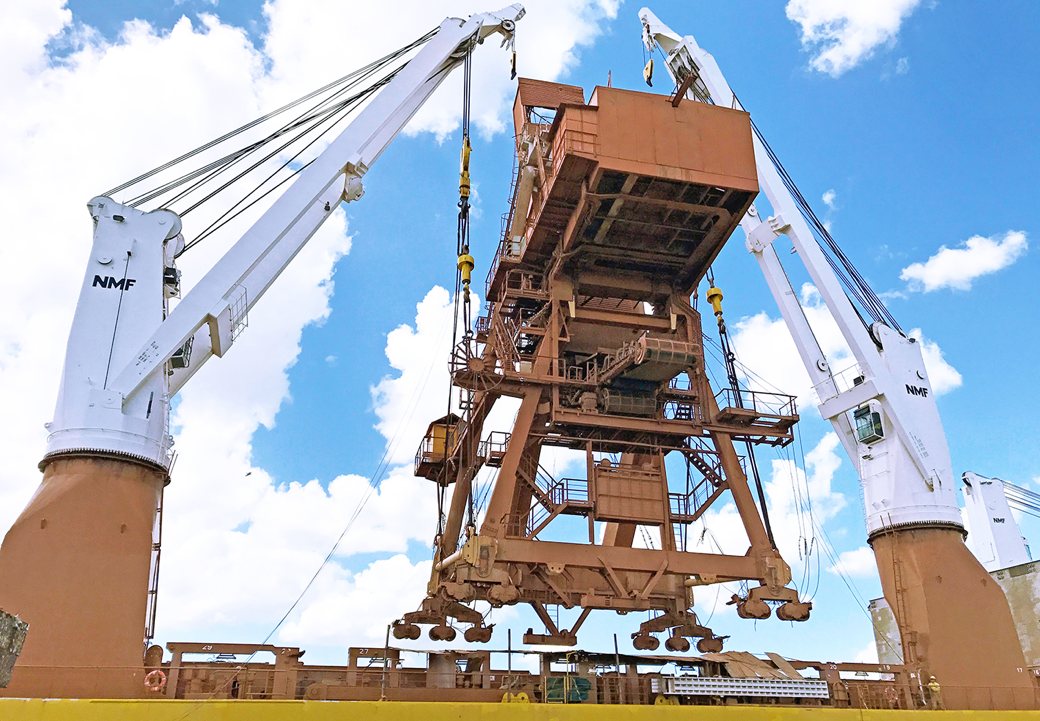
[2,699,1036,720]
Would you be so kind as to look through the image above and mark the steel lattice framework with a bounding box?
[397,79,809,651]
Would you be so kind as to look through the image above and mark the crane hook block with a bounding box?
[458,253,475,285]
[706,285,724,317]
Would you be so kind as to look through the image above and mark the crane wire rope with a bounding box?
[168,310,450,721]
[105,29,435,203]
[434,57,471,539]
[174,73,400,255]
[649,39,893,640]
[162,70,414,257]
[699,291,827,603]
[127,44,430,261]
[747,118,902,333]
[777,437,817,598]
[793,425,822,601]
[703,332,788,396]
[703,299,826,603]
[705,266,777,549]
[696,321,800,604]
[127,83,363,210]
[715,328,823,600]
[168,49,412,215]
[810,514,902,659]
[652,40,902,335]
[141,49,422,215]
[158,70,393,214]
[1001,480,1040,520]
[438,40,478,540]
[460,46,477,530]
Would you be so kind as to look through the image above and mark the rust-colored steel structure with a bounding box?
[0,455,165,698]
[397,80,809,651]
[871,527,1035,709]
[126,641,924,707]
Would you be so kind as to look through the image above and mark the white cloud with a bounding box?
[908,328,962,395]
[688,433,847,617]
[854,639,879,663]
[895,56,910,75]
[785,0,923,77]
[0,1,70,94]
[371,287,458,466]
[0,0,618,663]
[899,230,1028,292]
[828,545,877,578]
[820,189,837,232]
[278,555,433,649]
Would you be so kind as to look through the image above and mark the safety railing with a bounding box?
[478,431,510,465]
[669,486,715,522]
[4,664,1038,708]
[490,313,521,370]
[812,362,866,404]
[485,237,516,300]
[662,398,705,423]
[0,663,296,700]
[715,387,797,417]
[503,269,545,296]
[546,477,591,507]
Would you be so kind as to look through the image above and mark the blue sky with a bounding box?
[4,0,1038,666]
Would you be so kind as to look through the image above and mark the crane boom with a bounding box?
[638,8,1035,709]
[639,8,958,534]
[47,5,524,470]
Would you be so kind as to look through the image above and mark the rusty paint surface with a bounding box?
[871,527,1035,709]
[3,698,1040,720]
[0,456,164,699]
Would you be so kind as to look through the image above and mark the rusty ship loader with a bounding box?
[0,4,1035,717]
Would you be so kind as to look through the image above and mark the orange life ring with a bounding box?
[144,669,167,692]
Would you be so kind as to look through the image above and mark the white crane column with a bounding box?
[639,8,1034,708]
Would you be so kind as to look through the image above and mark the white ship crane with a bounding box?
[0,6,523,699]
[639,7,1034,705]
[48,5,524,470]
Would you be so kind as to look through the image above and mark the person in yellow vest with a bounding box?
[927,675,944,710]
